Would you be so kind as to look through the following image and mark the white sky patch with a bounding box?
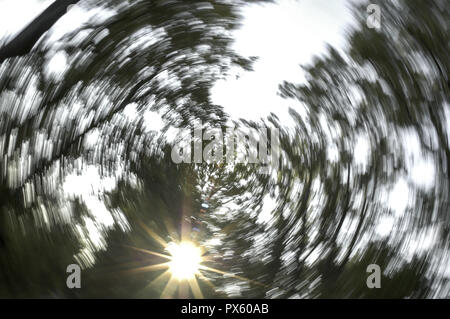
[354,134,370,167]
[45,2,115,43]
[144,109,165,132]
[44,50,68,81]
[122,103,138,120]
[211,0,355,125]
[396,128,436,190]
[375,215,395,237]
[388,178,410,216]
[257,193,276,224]
[63,163,130,265]
[63,165,120,230]
[0,0,54,42]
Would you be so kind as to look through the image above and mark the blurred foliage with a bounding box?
[0,0,448,298]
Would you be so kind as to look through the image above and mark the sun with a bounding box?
[122,220,265,298]
[167,241,202,280]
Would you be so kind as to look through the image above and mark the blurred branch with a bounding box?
[18,73,157,187]
[0,0,80,64]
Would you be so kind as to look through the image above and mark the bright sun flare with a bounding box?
[123,222,263,298]
[167,241,202,280]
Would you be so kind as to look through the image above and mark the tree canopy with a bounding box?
[0,0,448,298]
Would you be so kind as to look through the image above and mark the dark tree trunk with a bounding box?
[0,0,81,64]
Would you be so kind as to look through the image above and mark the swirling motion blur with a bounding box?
[0,0,448,298]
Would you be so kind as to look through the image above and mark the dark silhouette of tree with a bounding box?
[0,0,81,64]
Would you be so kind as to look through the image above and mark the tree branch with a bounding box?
[0,0,80,64]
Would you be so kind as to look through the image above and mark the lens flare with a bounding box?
[167,241,202,280]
